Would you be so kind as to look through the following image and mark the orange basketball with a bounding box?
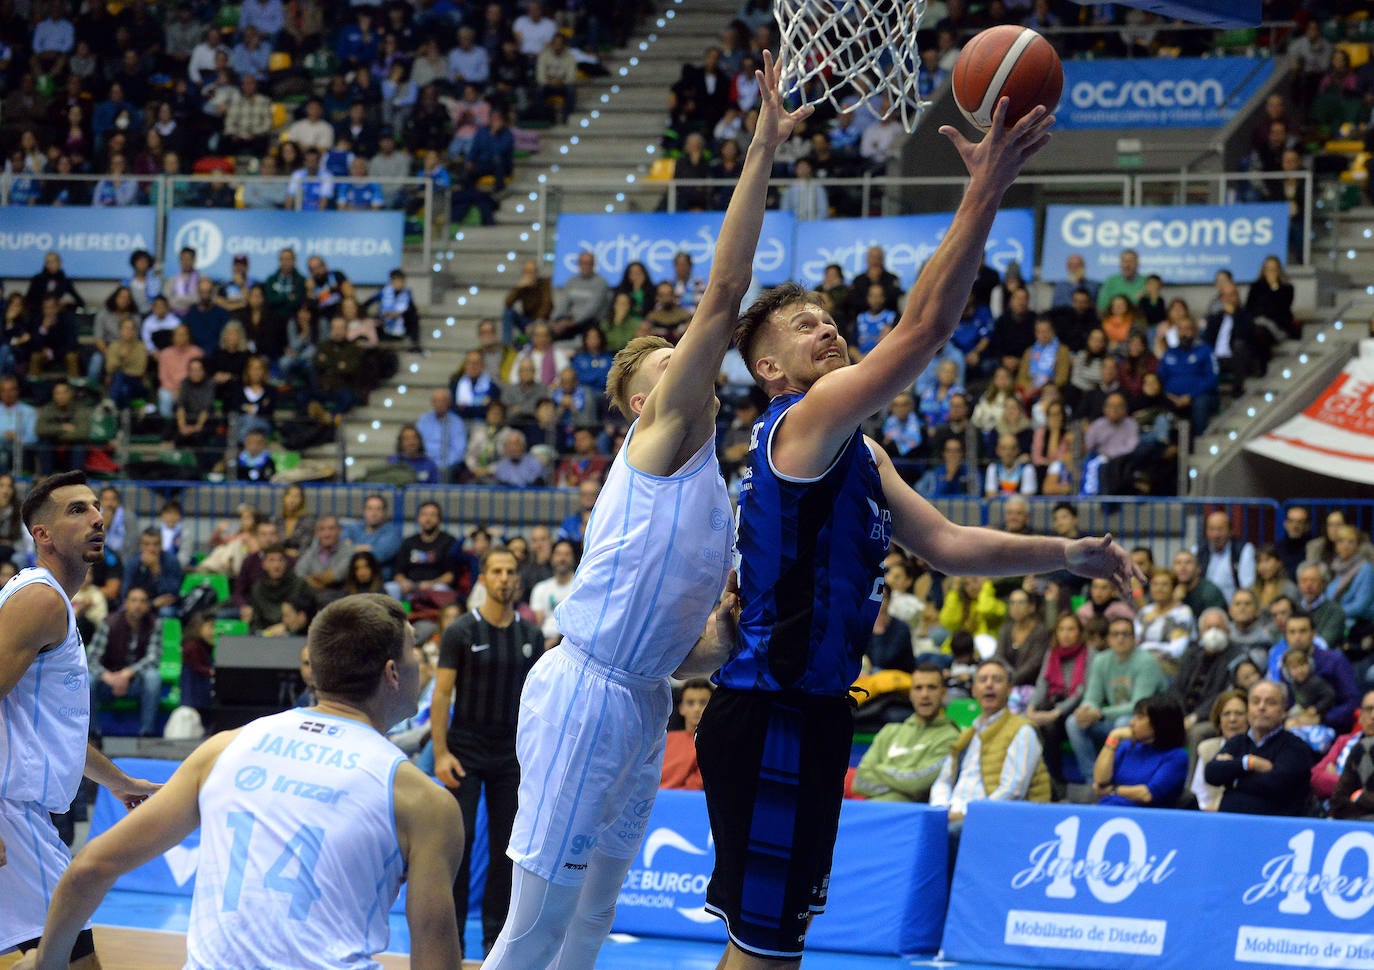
[951,25,1063,130]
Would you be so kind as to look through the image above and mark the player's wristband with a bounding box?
[1354,788,1365,804]
[1105,736,1120,749]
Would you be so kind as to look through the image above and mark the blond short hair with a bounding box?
[606,335,671,419]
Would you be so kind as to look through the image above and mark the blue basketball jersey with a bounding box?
[721,393,892,696]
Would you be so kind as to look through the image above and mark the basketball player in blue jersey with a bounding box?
[482,50,806,970]
[701,98,1143,968]
[18,594,464,970]
[1,471,160,968]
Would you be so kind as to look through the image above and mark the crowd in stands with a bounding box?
[0,246,431,476]
[58,474,590,751]
[761,243,1301,498]
[0,0,640,220]
[661,3,1373,223]
[837,499,1374,835]
[69,461,1374,841]
[485,232,1309,506]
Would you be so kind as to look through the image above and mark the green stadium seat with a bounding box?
[945,697,981,729]
[160,617,183,685]
[215,619,249,637]
[181,573,231,603]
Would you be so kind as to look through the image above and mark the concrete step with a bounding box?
[1315,250,1374,281]
[552,136,667,163]
[584,86,673,112]
[1325,232,1374,253]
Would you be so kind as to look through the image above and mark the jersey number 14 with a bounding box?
[222,810,325,920]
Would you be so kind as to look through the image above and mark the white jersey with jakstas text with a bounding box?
[187,708,406,970]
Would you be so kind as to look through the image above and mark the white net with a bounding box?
[772,0,930,132]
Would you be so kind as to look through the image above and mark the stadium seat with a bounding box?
[271,102,288,129]
[215,618,249,637]
[214,4,239,30]
[181,573,230,603]
[268,51,292,72]
[945,697,981,729]
[193,156,234,175]
[1337,42,1370,69]
[159,618,183,686]
[647,158,676,181]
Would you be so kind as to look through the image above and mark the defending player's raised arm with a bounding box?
[0,584,69,700]
[640,50,811,430]
[394,763,464,970]
[873,444,1138,596]
[794,99,1054,432]
[22,731,236,970]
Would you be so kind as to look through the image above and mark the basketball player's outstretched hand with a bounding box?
[111,776,162,811]
[754,49,813,150]
[1065,534,1146,601]
[938,97,1055,191]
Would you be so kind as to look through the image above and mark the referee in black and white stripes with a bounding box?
[430,546,544,959]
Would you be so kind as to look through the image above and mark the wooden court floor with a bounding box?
[0,927,485,970]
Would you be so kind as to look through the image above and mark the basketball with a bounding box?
[951,25,1063,130]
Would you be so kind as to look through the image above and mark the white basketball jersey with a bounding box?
[0,568,87,812]
[187,709,406,970]
[554,420,733,678]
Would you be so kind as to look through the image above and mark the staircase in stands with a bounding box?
[335,0,740,474]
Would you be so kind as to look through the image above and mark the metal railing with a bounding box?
[530,169,1319,270]
[1132,170,1313,266]
[961,20,1301,58]
[0,173,437,273]
[1290,501,1374,546]
[64,479,1310,570]
[533,173,1136,269]
[628,172,1133,217]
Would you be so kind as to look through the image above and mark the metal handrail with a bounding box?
[0,173,436,270]
[1132,169,1313,265]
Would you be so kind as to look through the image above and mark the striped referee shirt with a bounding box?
[438,608,542,736]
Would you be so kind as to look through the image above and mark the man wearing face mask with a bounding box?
[1171,607,1246,749]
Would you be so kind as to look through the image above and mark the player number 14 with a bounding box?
[222,810,325,920]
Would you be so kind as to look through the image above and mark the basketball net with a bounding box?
[772,0,929,132]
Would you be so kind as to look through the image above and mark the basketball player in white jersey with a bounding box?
[1,471,160,967]
[481,50,808,970]
[18,594,464,970]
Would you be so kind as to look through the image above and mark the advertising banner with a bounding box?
[1246,340,1374,485]
[0,206,156,279]
[1040,203,1288,284]
[551,212,795,288]
[789,210,1035,289]
[1056,57,1275,130]
[165,209,404,285]
[610,790,948,955]
[942,801,1374,969]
